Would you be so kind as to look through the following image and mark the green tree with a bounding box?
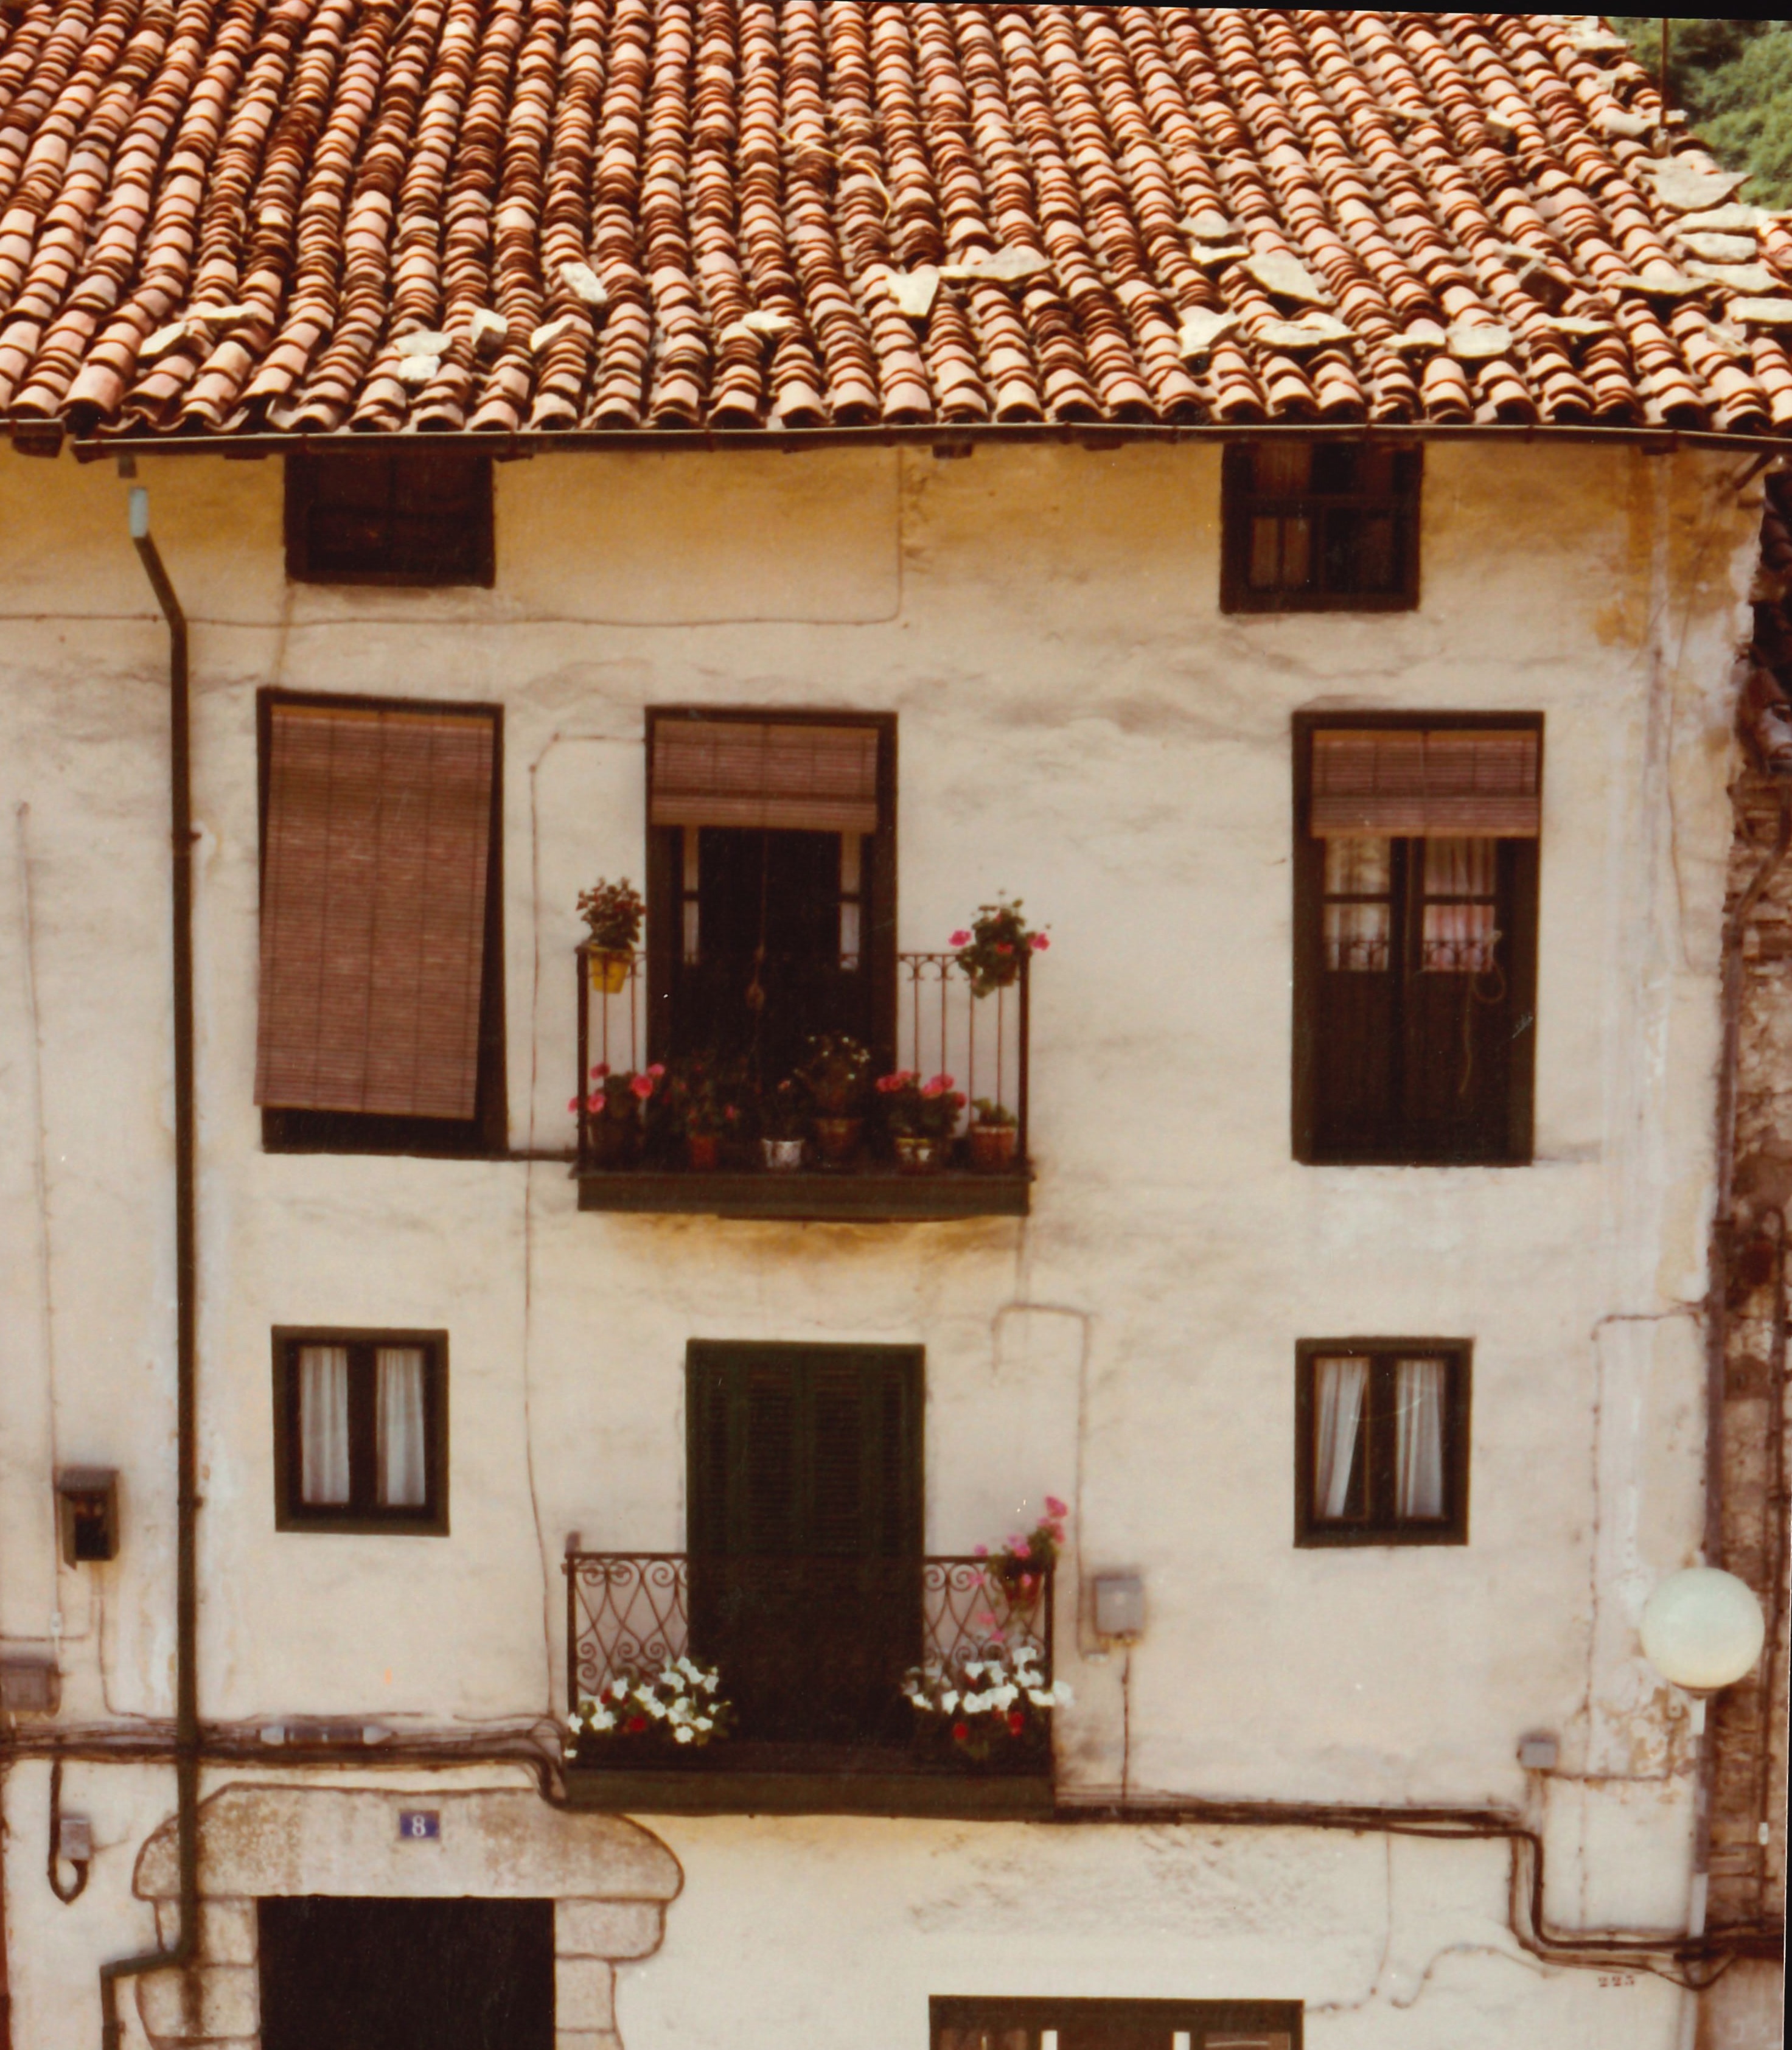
[1612,18,1792,206]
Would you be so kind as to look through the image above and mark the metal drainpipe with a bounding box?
[97,485,200,2049]
[1688,778,1792,1992]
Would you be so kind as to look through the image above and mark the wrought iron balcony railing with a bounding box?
[573,944,1033,1218]
[564,1550,1055,1768]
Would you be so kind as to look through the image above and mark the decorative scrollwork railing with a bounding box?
[564,1551,1054,1725]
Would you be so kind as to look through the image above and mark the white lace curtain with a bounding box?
[1395,1356,1446,1519]
[376,1346,428,1507]
[298,1345,350,1505]
[1313,1355,1368,1516]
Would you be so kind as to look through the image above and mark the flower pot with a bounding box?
[967,1123,1019,1173]
[893,1135,946,1174]
[585,1115,636,1169]
[761,1137,805,1172]
[813,1115,863,1168]
[685,1132,721,1171]
[588,949,632,995]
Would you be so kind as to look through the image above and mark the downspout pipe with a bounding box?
[97,485,199,2050]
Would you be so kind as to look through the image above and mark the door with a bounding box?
[687,1342,922,1746]
[259,1898,553,2050]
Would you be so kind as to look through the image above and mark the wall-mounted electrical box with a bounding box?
[1517,1731,1560,1773]
[1091,1571,1146,1643]
[56,1468,119,1564]
[0,1656,60,1715]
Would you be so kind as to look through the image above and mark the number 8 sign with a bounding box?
[398,1810,441,1841]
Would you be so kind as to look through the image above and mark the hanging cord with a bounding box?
[47,1760,87,1905]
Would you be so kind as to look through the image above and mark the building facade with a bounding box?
[0,8,1788,2050]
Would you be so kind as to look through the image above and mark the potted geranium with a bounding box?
[874,1070,966,1173]
[759,1079,807,1172]
[950,896,1050,999]
[797,1033,873,1168]
[976,1497,1069,1606]
[578,877,644,994]
[967,1097,1019,1173]
[660,1056,746,1171]
[565,1657,734,1761]
[573,1062,662,1168]
[903,1639,1070,1766]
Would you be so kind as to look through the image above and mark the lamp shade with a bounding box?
[1640,1568,1766,1692]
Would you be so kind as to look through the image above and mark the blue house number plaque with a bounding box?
[398,1810,441,1841]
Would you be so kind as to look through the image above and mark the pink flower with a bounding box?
[1009,1538,1032,1560]
[1031,933,1050,951]
[587,1093,605,1114]
[1019,1573,1035,1592]
[973,1543,989,1558]
[568,1096,582,1114]
[647,1062,666,1078]
[630,1073,655,1100]
[1045,1495,1069,1518]
[949,930,972,947]
[591,1062,610,1079]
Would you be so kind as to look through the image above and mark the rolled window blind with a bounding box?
[1310,728,1539,837]
[650,719,880,832]
[256,702,495,1118]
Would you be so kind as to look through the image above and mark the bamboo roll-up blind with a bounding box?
[256,703,495,1118]
[650,719,880,832]
[1310,728,1539,837]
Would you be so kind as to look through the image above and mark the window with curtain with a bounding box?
[1221,441,1420,613]
[275,1332,447,1533]
[257,692,505,1158]
[1295,1343,1470,1547]
[646,711,896,1085]
[1294,716,1541,1166]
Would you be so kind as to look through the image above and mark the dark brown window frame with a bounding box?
[1291,709,1541,1167]
[1294,1338,1471,1549]
[272,1327,450,1536]
[284,446,495,588]
[1221,440,1421,614]
[644,707,899,1073]
[932,1996,1304,2050]
[256,688,508,1159]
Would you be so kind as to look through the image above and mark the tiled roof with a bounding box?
[4,3,1792,443]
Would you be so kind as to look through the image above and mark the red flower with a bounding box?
[950,930,972,947]
[591,1062,610,1079]
[630,1072,656,1100]
[568,1097,582,1114]
[647,1062,666,1078]
[1045,1495,1069,1518]
[1007,1711,1025,1735]
[995,942,1013,955]
[626,1715,648,1734]
[1031,934,1050,952]
[952,1721,971,1745]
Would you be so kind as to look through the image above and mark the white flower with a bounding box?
[941,1690,960,1714]
[1027,1688,1053,1708]
[610,1679,629,1701]
[1051,1681,1073,1706]
[696,1715,713,1732]
[674,1724,694,1744]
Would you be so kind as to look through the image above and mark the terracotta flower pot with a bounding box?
[588,949,632,994]
[894,1135,947,1174]
[813,1115,863,1168]
[967,1123,1019,1173]
[685,1132,721,1171]
[761,1137,805,1171]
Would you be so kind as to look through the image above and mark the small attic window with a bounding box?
[285,447,494,587]
[1221,442,1420,613]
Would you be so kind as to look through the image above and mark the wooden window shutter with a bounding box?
[1310,728,1539,837]
[650,719,880,832]
[256,703,496,1119]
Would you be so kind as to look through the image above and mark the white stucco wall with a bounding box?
[0,436,1761,2050]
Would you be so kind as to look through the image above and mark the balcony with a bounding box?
[562,1550,1057,1818]
[573,947,1033,1220]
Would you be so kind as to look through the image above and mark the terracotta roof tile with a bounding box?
[2,2,1790,441]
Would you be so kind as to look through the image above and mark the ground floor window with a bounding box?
[933,1998,1301,2050]
[259,1898,553,2050]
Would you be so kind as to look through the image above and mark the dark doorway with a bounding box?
[665,825,876,1083]
[259,1898,553,2050]
[686,1342,922,1748]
